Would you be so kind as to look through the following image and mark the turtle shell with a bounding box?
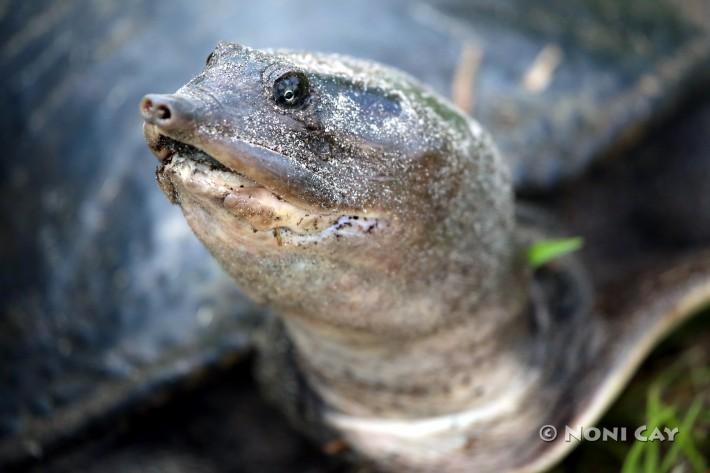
[1,0,709,468]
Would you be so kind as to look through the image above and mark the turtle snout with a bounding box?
[140,94,195,130]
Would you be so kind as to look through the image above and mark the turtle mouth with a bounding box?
[144,123,383,245]
[144,123,238,176]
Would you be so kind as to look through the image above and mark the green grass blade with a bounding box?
[674,399,706,473]
[622,441,646,473]
[527,237,583,269]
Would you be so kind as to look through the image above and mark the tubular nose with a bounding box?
[140,94,195,128]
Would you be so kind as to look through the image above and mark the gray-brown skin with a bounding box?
[141,43,710,473]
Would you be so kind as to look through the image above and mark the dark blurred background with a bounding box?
[1,1,709,471]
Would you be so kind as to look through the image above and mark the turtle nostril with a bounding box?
[156,104,171,120]
[141,97,153,113]
[140,94,190,126]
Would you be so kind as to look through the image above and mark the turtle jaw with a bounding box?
[147,126,385,248]
[141,93,388,245]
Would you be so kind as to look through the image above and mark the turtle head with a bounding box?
[141,42,515,336]
[141,41,439,210]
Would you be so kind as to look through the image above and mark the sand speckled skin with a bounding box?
[143,44,710,473]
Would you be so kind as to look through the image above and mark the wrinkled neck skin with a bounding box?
[170,129,532,420]
[172,146,548,473]
[162,129,544,469]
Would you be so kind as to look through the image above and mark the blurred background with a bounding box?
[1,0,709,471]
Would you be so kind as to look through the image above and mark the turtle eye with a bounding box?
[273,71,309,108]
[205,51,215,66]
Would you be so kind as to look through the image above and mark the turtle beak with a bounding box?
[141,94,200,162]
